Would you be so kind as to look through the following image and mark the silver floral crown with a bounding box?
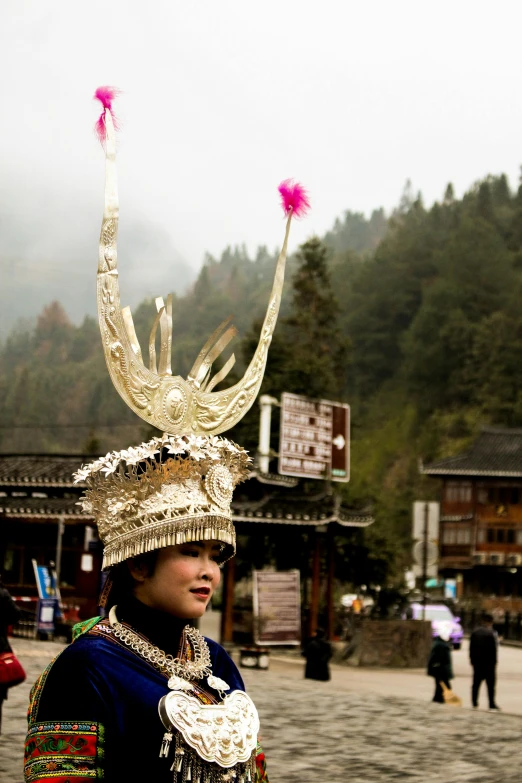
[75,434,251,568]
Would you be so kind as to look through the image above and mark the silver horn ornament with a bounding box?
[97,109,294,436]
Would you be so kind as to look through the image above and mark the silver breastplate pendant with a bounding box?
[158,689,259,783]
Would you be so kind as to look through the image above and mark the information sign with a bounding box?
[32,559,63,631]
[32,560,58,600]
[253,570,301,645]
[278,392,350,481]
[37,598,59,634]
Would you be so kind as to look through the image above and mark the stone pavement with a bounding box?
[2,638,522,783]
[0,639,66,783]
[245,662,522,783]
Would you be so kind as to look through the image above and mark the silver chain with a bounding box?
[108,605,212,681]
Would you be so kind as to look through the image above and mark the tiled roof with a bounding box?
[0,456,374,528]
[232,509,373,527]
[422,427,522,477]
[232,485,373,527]
[0,455,89,487]
[0,494,372,527]
[337,511,374,528]
[0,496,91,520]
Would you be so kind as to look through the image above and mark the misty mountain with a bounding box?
[0,210,194,339]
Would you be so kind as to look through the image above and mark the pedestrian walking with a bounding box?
[427,622,454,703]
[303,627,333,681]
[470,612,500,710]
[0,574,22,733]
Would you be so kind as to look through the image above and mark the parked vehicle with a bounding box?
[407,603,463,649]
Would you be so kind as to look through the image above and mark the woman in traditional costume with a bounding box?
[24,88,308,783]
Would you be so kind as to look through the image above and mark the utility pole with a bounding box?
[258,395,279,474]
[55,517,65,588]
[422,502,428,621]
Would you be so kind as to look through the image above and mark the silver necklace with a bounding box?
[108,605,212,683]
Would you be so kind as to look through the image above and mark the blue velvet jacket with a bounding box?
[24,604,268,783]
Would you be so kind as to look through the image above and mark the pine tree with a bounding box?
[230,237,348,452]
[282,237,348,400]
[477,181,494,222]
[444,183,455,204]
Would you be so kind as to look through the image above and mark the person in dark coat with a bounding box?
[470,612,499,710]
[427,622,454,703]
[0,574,22,733]
[302,627,332,681]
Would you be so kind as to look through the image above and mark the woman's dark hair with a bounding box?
[104,550,159,609]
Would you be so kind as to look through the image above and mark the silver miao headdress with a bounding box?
[74,87,309,568]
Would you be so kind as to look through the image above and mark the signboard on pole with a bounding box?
[253,570,301,645]
[278,392,350,481]
[37,598,58,633]
[412,502,440,578]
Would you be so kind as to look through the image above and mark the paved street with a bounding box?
[2,637,522,783]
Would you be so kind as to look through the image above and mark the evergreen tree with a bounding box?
[477,180,494,222]
[282,237,348,400]
[324,208,388,254]
[230,236,348,452]
[444,182,455,204]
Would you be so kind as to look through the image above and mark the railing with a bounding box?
[458,608,522,642]
[11,607,37,639]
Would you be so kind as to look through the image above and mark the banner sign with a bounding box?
[278,392,350,481]
[32,559,63,630]
[253,570,301,645]
[33,561,57,600]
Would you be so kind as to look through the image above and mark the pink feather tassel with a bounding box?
[278,179,310,218]
[93,86,121,146]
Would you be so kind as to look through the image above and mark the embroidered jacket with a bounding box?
[25,616,269,783]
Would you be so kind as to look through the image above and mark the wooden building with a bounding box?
[221,469,373,641]
[0,454,372,636]
[0,455,100,615]
[422,427,522,609]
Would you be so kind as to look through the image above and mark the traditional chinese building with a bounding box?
[422,427,522,609]
[0,455,100,615]
[221,469,373,641]
[0,454,372,635]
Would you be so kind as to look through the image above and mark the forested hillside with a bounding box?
[0,206,386,454]
[2,174,521,582]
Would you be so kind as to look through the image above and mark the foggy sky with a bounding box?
[1,0,522,336]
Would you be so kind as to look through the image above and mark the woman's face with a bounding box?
[132,540,222,618]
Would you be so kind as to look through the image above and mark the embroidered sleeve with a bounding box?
[25,630,110,782]
[24,721,105,782]
[255,742,269,783]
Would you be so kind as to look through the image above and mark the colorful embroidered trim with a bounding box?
[24,721,104,782]
[255,742,269,783]
[72,616,102,642]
